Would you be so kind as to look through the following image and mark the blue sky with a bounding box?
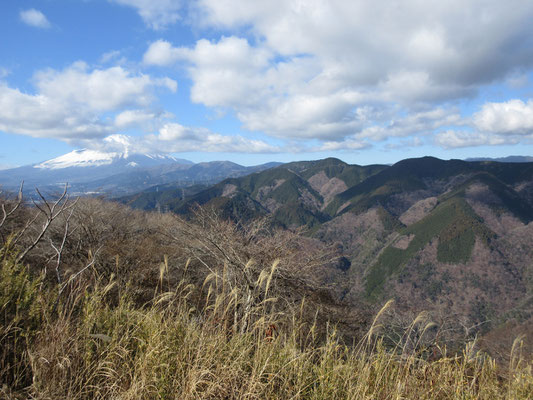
[1,0,533,168]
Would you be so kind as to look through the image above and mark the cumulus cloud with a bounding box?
[10,1,533,155]
[0,62,176,140]
[434,130,516,148]
[473,99,533,135]
[34,62,176,111]
[0,57,278,155]
[0,81,111,139]
[140,0,533,148]
[197,0,533,86]
[317,139,370,152]
[20,9,51,29]
[143,40,183,66]
[81,126,279,155]
[148,123,279,153]
[110,0,182,30]
[115,110,162,129]
[356,108,463,141]
[433,99,533,149]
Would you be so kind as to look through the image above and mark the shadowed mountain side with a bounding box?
[126,158,389,228]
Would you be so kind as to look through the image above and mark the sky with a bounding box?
[1,0,533,168]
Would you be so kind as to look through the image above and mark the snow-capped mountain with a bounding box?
[0,149,193,196]
[33,149,187,170]
[0,149,278,197]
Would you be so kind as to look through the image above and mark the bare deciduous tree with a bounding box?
[15,185,78,263]
[0,182,24,231]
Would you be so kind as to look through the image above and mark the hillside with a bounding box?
[124,158,388,228]
[320,158,533,345]
[125,156,533,348]
[1,195,531,398]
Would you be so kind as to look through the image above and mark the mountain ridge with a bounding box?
[128,156,533,342]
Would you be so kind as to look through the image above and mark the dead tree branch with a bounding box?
[16,184,78,263]
[0,181,24,230]
[49,207,77,283]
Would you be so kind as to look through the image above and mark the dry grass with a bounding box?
[0,197,532,399]
[1,249,532,399]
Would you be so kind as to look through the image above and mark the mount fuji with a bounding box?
[0,149,278,197]
[32,149,188,170]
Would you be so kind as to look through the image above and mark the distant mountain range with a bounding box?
[0,149,281,197]
[126,156,533,343]
[2,150,532,198]
[465,155,533,163]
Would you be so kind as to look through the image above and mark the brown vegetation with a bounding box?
[0,188,532,398]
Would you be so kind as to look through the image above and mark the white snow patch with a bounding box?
[145,154,177,161]
[33,148,181,170]
[34,149,120,169]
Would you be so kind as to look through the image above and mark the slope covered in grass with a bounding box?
[2,245,532,399]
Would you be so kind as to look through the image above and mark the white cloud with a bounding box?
[434,130,515,148]
[34,62,176,111]
[10,1,533,155]
[148,37,367,139]
[0,62,176,140]
[433,99,533,148]
[143,40,183,66]
[356,108,463,141]
[80,126,279,155]
[379,71,475,104]
[0,81,111,139]
[99,50,128,66]
[197,0,533,86]
[312,108,460,151]
[149,123,279,153]
[115,110,159,128]
[20,9,51,29]
[473,99,533,135]
[147,33,474,147]
[141,0,533,148]
[0,57,277,155]
[178,37,273,107]
[317,139,370,152]
[110,0,182,30]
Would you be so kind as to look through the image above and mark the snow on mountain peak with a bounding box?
[33,149,184,170]
[34,149,120,170]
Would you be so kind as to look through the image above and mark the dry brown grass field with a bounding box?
[0,192,531,399]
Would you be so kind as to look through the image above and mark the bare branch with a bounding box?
[0,181,24,229]
[17,184,77,263]
[49,207,76,283]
